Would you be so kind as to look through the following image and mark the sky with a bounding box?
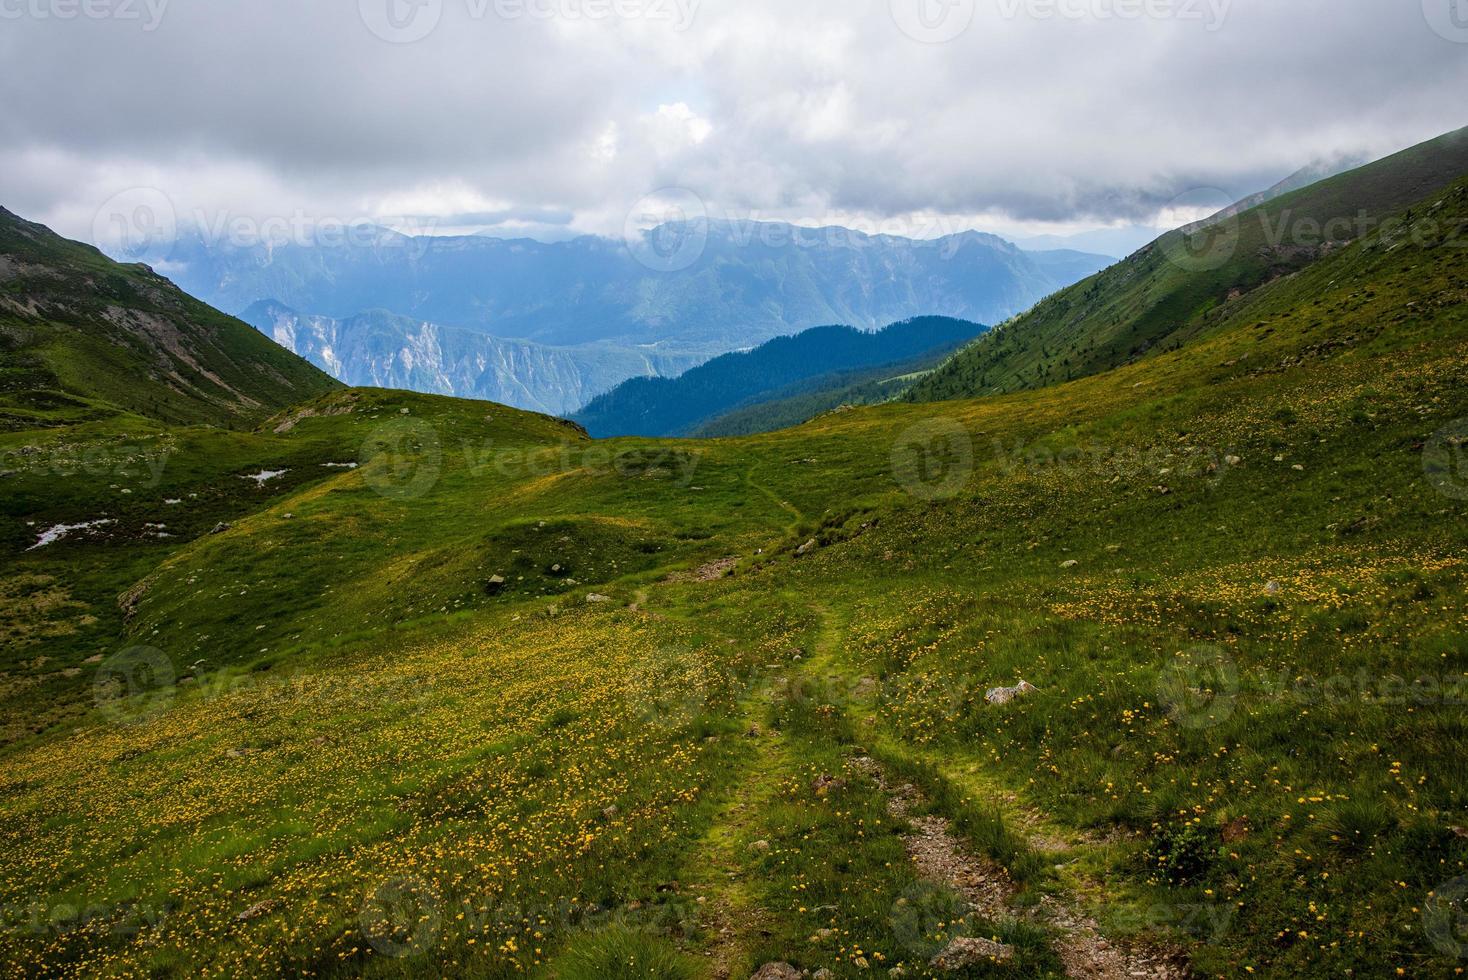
[1,0,1465,256]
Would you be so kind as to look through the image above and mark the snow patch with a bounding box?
[27,520,115,551]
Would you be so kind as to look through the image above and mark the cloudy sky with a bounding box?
[2,0,1465,253]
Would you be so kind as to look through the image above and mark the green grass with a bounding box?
[1,155,1467,977]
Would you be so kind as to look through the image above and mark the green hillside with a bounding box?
[0,207,339,430]
[908,126,1468,401]
[0,144,1466,980]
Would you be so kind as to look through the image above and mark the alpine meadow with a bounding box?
[1,4,1467,980]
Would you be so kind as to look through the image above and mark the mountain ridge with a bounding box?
[0,206,338,429]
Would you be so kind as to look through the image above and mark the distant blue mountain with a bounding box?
[572,316,989,438]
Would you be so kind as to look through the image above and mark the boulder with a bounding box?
[586,593,612,604]
[986,680,1038,706]
[751,964,803,980]
[795,539,817,556]
[931,937,1014,970]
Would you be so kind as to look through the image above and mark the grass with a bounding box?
[0,165,1466,977]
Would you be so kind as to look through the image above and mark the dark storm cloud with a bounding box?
[1,0,1465,242]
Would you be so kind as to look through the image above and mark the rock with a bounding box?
[602,805,619,819]
[748,839,771,853]
[751,963,803,980]
[795,539,817,556]
[985,680,1038,706]
[1225,455,1242,466]
[1264,580,1282,595]
[813,970,836,980]
[1450,826,1467,839]
[485,575,506,596]
[1292,464,1305,471]
[586,593,612,604]
[1060,559,1079,569]
[235,900,275,922]
[209,522,231,535]
[930,937,1014,970]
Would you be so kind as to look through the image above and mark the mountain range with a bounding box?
[148,221,1112,412]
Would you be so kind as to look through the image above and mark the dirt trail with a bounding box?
[868,761,1189,979]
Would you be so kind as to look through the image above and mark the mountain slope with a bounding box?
[0,207,338,428]
[155,221,1110,356]
[690,348,960,438]
[572,316,987,437]
[2,167,1467,979]
[909,125,1468,401]
[244,301,703,416]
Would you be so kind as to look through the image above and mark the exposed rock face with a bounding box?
[245,302,702,417]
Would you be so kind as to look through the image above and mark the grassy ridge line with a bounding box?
[907,125,1468,402]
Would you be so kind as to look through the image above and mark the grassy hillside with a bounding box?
[0,207,339,430]
[0,166,1466,979]
[573,317,987,438]
[908,126,1468,401]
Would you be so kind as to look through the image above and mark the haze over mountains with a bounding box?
[146,221,1112,413]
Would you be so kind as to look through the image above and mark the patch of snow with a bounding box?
[27,519,115,551]
[322,462,359,469]
[240,470,289,485]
